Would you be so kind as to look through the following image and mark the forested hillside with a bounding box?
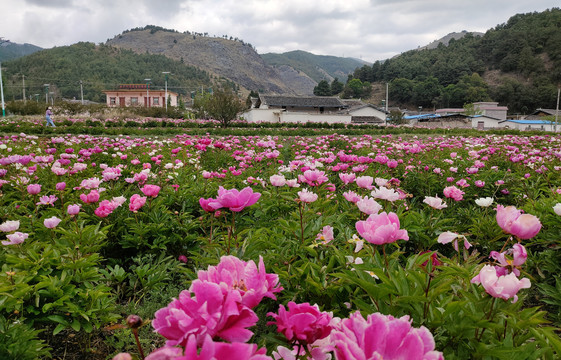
[0,41,42,62]
[1,42,211,103]
[352,8,561,114]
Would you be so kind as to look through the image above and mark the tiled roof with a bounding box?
[261,95,347,108]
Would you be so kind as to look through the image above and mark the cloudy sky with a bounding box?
[1,0,559,62]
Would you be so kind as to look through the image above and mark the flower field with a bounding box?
[1,127,561,359]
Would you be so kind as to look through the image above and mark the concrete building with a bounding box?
[103,84,178,108]
[242,95,386,125]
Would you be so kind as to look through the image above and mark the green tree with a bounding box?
[330,78,344,95]
[196,88,246,127]
[313,80,331,96]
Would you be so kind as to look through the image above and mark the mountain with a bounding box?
[106,26,293,94]
[262,50,368,94]
[351,8,561,114]
[417,31,484,51]
[1,42,211,102]
[0,40,42,62]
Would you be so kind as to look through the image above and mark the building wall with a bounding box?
[470,117,504,130]
[104,91,178,108]
[483,109,507,120]
[242,109,351,124]
[350,107,387,120]
[502,122,556,131]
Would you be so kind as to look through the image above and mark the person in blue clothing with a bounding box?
[45,106,55,127]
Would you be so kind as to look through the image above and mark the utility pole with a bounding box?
[80,80,84,105]
[162,72,170,111]
[22,75,26,103]
[0,62,5,117]
[144,78,151,107]
[385,82,389,112]
[44,84,50,104]
[555,85,561,132]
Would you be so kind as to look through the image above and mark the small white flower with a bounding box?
[553,203,561,216]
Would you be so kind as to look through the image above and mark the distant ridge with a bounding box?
[0,39,42,62]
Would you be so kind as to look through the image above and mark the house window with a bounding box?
[153,97,160,105]
[130,97,138,105]
[110,97,116,105]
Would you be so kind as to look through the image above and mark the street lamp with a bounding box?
[43,84,50,104]
[144,78,151,107]
[162,72,170,111]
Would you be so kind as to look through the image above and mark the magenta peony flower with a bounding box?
[199,197,216,212]
[209,186,261,212]
[56,182,66,191]
[44,216,62,229]
[297,188,318,203]
[443,185,464,201]
[331,311,443,360]
[146,334,272,360]
[80,189,100,204]
[495,205,541,239]
[67,204,81,215]
[141,184,161,197]
[0,220,19,232]
[94,200,116,218]
[471,264,531,303]
[129,194,147,212]
[195,255,282,309]
[152,281,258,347]
[268,302,333,344]
[27,183,41,195]
[2,231,28,245]
[355,211,409,245]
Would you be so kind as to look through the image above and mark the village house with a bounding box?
[242,95,387,125]
[102,84,179,108]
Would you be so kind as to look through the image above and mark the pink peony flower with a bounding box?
[80,189,100,204]
[355,175,374,190]
[94,200,116,218]
[371,187,400,202]
[129,194,147,212]
[423,195,447,210]
[471,264,531,303]
[355,211,409,245]
[27,183,41,195]
[36,195,58,206]
[141,184,161,197]
[2,231,28,245]
[0,220,19,232]
[269,174,287,187]
[195,255,282,309]
[267,302,333,344]
[339,173,356,185]
[437,231,471,251]
[297,188,318,203]
[356,197,382,215]
[342,190,361,203]
[209,186,261,212]
[178,255,188,263]
[152,281,258,347]
[495,205,541,239]
[67,204,81,215]
[56,182,66,191]
[112,354,132,360]
[331,311,443,360]
[44,216,62,229]
[443,185,464,201]
[298,169,328,187]
[316,225,334,244]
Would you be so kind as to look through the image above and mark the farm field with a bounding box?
[1,120,561,359]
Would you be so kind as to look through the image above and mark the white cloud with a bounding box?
[1,0,559,62]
